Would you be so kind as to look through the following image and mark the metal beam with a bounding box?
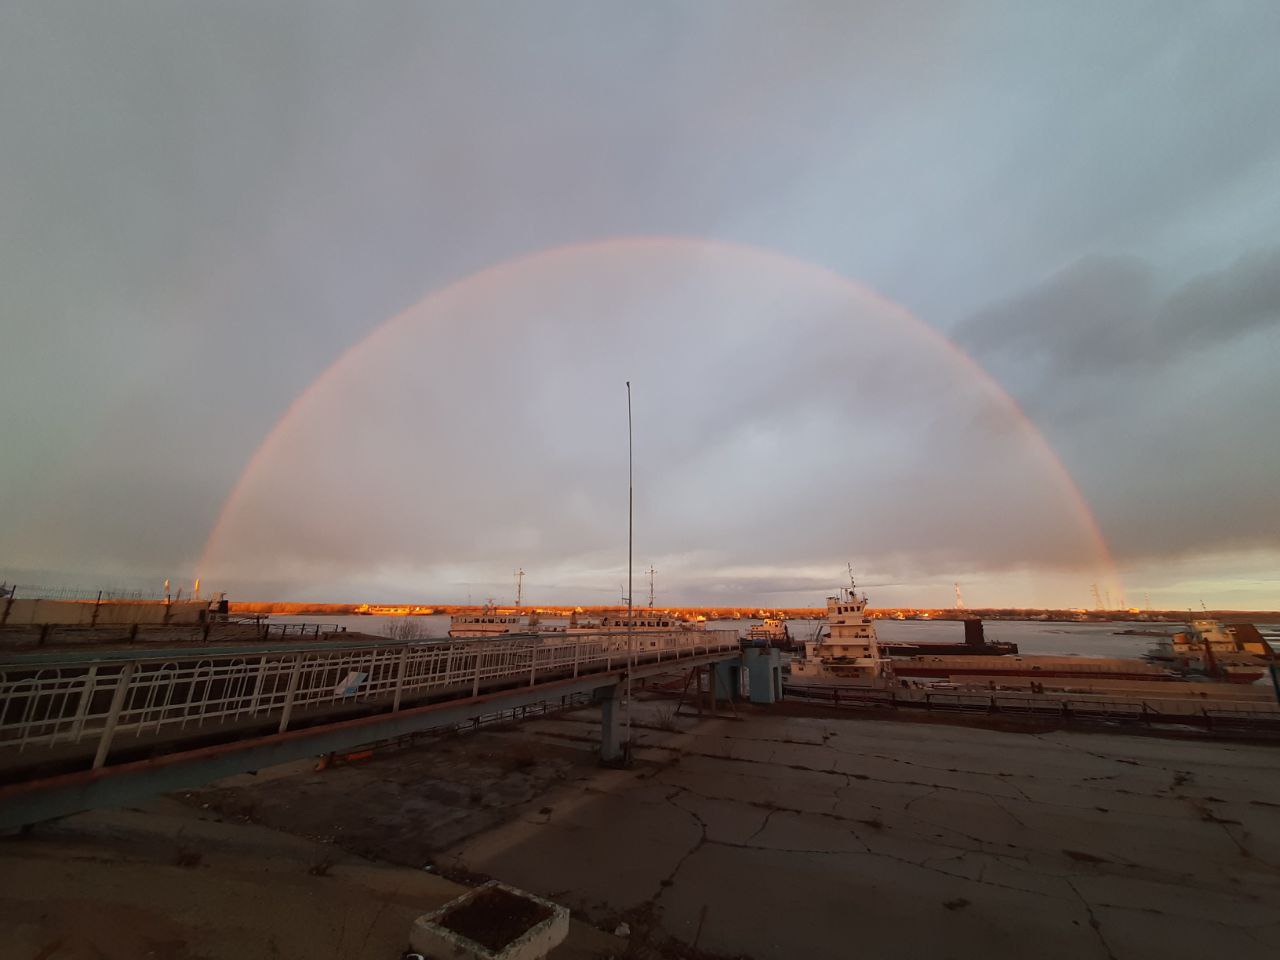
[0,650,739,830]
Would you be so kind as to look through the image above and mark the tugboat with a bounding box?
[790,569,1181,687]
[790,570,895,687]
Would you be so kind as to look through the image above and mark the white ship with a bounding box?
[568,611,704,633]
[745,617,792,647]
[790,573,894,687]
[449,604,564,639]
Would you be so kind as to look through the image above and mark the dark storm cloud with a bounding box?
[961,247,1280,377]
[957,247,1280,566]
[1163,248,1280,348]
[961,256,1157,373]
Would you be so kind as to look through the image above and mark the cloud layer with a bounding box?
[2,2,1278,606]
[200,241,1111,604]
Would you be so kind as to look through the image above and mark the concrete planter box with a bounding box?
[410,880,569,960]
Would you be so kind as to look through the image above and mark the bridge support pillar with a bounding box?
[597,682,627,765]
[743,647,783,704]
[714,661,742,702]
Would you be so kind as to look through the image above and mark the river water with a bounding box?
[269,614,1278,659]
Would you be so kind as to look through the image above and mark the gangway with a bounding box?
[0,631,741,828]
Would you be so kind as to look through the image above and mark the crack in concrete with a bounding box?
[650,773,1078,903]
[857,750,1086,787]
[703,732,828,749]
[985,794,1030,831]
[650,756,1280,911]
[904,786,940,815]
[638,739,1229,829]
[745,808,778,845]
[520,715,1280,942]
[656,787,710,896]
[1068,879,1117,960]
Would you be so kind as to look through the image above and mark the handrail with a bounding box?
[0,630,741,765]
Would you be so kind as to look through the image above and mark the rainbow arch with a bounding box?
[198,235,1120,600]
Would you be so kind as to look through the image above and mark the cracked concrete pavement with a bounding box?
[439,701,1280,960]
[0,796,623,960]
[30,697,1274,959]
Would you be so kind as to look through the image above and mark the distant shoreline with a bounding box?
[226,602,1280,623]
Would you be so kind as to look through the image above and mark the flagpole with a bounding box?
[626,380,634,756]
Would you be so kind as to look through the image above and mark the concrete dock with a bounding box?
[439,704,1280,959]
[4,698,1279,959]
[0,798,621,959]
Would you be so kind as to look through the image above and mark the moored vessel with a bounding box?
[1145,619,1274,684]
[790,574,894,687]
[449,604,560,638]
[744,617,793,648]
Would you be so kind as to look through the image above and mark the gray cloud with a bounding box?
[957,247,1280,567]
[962,248,1280,377]
[2,2,1279,606]
[1163,248,1280,347]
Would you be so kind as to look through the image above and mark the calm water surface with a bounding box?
[264,613,1280,660]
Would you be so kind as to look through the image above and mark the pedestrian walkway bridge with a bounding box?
[0,630,743,828]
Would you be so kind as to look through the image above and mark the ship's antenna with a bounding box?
[847,561,856,599]
[648,565,655,609]
[514,568,524,608]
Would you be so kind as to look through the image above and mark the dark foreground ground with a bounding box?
[3,697,1279,959]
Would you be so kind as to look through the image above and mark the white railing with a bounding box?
[0,630,740,766]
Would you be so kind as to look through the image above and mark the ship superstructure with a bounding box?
[449,604,564,639]
[790,573,894,686]
[1146,619,1274,683]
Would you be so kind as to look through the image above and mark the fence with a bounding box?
[0,630,741,767]
[0,597,211,628]
[262,622,347,639]
[785,682,1280,731]
[0,584,170,602]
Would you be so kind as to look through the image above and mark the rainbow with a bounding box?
[198,235,1120,599]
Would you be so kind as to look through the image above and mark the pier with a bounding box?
[0,631,747,829]
[784,681,1280,733]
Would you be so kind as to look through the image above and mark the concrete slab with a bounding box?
[442,711,1280,959]
[0,802,621,960]
[44,701,1275,960]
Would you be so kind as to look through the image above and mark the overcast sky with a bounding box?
[2,2,1277,608]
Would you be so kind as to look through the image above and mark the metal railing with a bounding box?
[785,682,1280,729]
[0,630,740,767]
[261,622,347,638]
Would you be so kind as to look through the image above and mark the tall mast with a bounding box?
[625,381,634,754]
[648,565,655,609]
[514,567,524,608]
